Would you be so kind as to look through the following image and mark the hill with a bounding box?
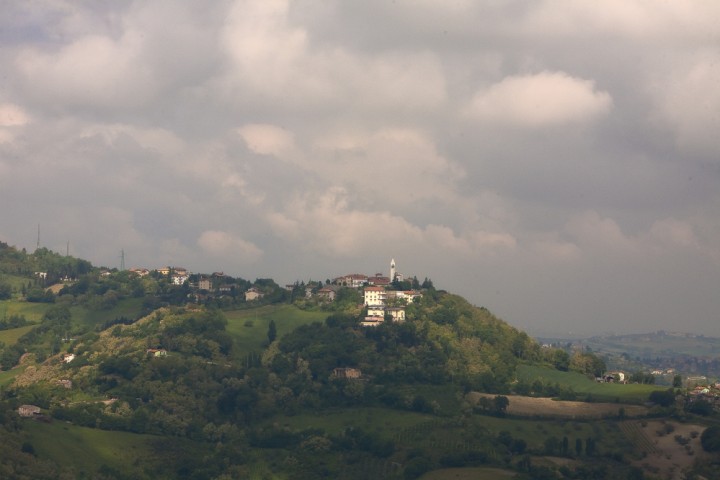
[0,243,718,479]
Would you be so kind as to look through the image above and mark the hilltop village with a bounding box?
[121,258,427,326]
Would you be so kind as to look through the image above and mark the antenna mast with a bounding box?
[120,249,125,270]
[36,224,40,250]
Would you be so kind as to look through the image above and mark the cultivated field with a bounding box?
[468,392,649,419]
[420,467,516,479]
[623,420,708,480]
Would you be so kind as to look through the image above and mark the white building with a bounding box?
[364,286,386,306]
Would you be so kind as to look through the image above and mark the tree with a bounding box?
[267,320,277,344]
[701,426,720,452]
[0,282,11,300]
[672,374,683,388]
[649,389,675,407]
[575,438,583,456]
[493,395,509,416]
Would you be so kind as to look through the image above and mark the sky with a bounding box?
[1,1,719,337]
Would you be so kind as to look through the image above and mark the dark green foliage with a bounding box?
[267,319,277,343]
[701,426,720,452]
[649,389,675,407]
[25,287,55,303]
[0,314,30,330]
[688,398,713,416]
[403,456,434,479]
[0,282,11,300]
[493,395,509,415]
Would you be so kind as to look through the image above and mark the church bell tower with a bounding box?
[390,258,396,281]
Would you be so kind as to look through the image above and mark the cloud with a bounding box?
[653,55,720,157]
[15,33,157,110]
[220,0,446,112]
[238,124,296,157]
[266,187,516,259]
[466,72,612,127]
[0,104,31,127]
[197,230,263,262]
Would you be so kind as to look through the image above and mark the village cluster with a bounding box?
[125,258,423,326]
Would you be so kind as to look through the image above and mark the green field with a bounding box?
[0,300,51,323]
[22,420,165,476]
[71,297,146,330]
[517,365,664,402]
[266,405,630,457]
[0,324,36,347]
[224,304,328,354]
[0,273,31,292]
[270,407,434,436]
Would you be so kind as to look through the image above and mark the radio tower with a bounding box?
[120,249,126,271]
[36,224,40,251]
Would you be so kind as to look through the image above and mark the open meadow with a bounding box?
[224,304,328,354]
[517,364,665,403]
[0,300,51,323]
[21,420,167,476]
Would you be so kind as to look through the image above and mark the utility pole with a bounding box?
[120,249,125,270]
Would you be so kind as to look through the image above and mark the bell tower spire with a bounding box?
[390,258,396,282]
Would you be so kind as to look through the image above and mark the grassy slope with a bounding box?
[224,304,328,355]
[71,297,145,330]
[0,300,51,323]
[21,420,161,476]
[0,273,31,291]
[0,324,35,346]
[517,365,665,402]
[267,406,630,456]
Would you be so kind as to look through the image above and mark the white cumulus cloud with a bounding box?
[466,71,612,127]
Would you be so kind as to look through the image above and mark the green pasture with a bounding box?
[0,324,36,346]
[270,407,434,436]
[0,273,31,291]
[224,304,328,354]
[0,300,51,323]
[71,297,145,330]
[22,420,158,475]
[420,467,516,479]
[517,365,664,403]
[266,405,631,458]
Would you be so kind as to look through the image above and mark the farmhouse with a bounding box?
[245,287,263,301]
[317,287,337,301]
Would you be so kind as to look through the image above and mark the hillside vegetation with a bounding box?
[0,242,716,479]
